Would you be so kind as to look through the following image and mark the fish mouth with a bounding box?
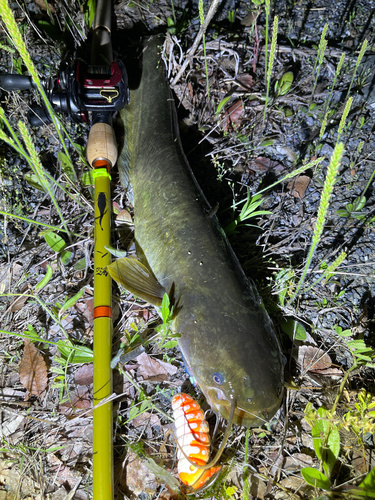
[206,387,281,427]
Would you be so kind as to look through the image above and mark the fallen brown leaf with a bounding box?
[249,156,285,174]
[60,386,92,412]
[287,175,311,199]
[116,209,133,224]
[74,364,94,385]
[0,262,23,294]
[237,73,254,89]
[133,412,162,439]
[298,346,342,376]
[19,339,48,400]
[35,0,56,12]
[283,453,314,471]
[223,100,243,131]
[9,294,28,312]
[46,454,81,490]
[125,451,158,496]
[136,352,178,382]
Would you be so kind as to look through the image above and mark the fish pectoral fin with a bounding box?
[107,257,166,306]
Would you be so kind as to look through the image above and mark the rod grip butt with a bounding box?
[87,122,118,168]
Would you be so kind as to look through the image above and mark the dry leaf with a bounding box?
[46,454,81,490]
[9,294,28,312]
[133,412,162,439]
[188,81,194,98]
[0,262,23,294]
[60,386,92,412]
[249,156,285,174]
[35,0,56,12]
[136,352,178,382]
[352,450,370,475]
[223,100,243,131]
[19,339,48,400]
[74,364,94,385]
[116,209,133,224]
[283,453,314,471]
[237,73,254,89]
[287,175,311,199]
[125,452,158,496]
[298,346,342,376]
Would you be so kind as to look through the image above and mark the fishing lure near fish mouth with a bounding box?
[172,393,222,492]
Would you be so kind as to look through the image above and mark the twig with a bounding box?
[172,0,222,85]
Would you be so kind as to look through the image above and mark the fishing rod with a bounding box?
[0,1,128,497]
[88,1,124,498]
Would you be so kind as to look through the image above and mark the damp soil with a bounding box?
[0,0,374,499]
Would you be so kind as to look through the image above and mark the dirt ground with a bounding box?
[0,0,374,498]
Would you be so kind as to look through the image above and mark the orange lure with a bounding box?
[172,393,221,491]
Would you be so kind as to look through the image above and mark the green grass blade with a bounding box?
[0,210,82,237]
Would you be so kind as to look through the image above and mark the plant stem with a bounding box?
[262,14,278,128]
[287,142,344,305]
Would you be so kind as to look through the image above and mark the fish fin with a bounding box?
[107,257,166,306]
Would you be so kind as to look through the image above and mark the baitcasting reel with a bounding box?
[0,59,129,126]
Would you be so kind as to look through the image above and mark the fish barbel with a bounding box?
[111,36,284,427]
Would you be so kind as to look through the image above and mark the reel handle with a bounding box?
[0,74,36,91]
[27,107,51,127]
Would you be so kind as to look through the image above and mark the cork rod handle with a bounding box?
[86,122,118,168]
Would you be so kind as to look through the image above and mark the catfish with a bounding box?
[110,35,284,429]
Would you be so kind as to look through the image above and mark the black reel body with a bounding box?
[0,60,129,126]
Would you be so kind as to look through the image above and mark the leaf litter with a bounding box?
[19,339,48,400]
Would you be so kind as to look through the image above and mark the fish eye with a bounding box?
[213,372,224,385]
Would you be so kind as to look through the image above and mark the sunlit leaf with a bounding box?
[281,317,307,341]
[34,264,53,292]
[301,468,330,490]
[44,232,67,252]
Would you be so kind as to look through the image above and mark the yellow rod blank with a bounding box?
[93,168,113,499]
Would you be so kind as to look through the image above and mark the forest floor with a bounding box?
[0,0,374,499]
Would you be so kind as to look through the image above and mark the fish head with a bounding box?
[185,338,285,428]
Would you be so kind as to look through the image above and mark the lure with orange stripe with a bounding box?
[172,393,221,490]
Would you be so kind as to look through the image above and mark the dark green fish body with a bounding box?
[116,37,284,427]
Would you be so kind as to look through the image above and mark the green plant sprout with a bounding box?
[51,340,93,403]
[337,194,367,220]
[227,9,236,24]
[156,293,180,348]
[274,71,293,97]
[302,404,340,489]
[225,192,272,235]
[337,145,375,221]
[301,387,375,494]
